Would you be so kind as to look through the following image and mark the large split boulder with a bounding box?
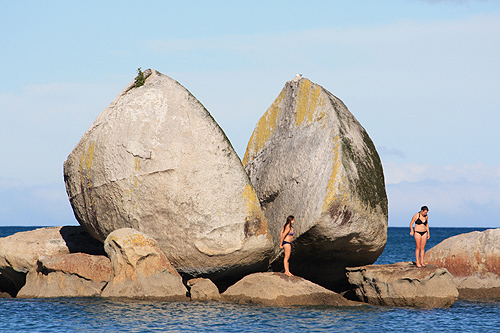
[243,76,387,289]
[426,228,500,299]
[63,69,272,286]
[101,228,188,300]
[0,226,105,297]
[17,253,111,298]
[222,272,359,306]
[346,262,458,308]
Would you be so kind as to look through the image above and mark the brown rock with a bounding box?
[17,253,111,298]
[222,272,359,306]
[101,228,188,300]
[243,76,387,290]
[425,228,500,299]
[187,278,220,301]
[0,226,104,296]
[346,262,458,308]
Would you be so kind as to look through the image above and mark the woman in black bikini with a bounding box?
[279,215,295,276]
[410,206,430,267]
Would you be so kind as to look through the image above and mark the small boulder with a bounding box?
[222,272,358,306]
[17,253,111,298]
[425,228,500,299]
[243,76,387,290]
[101,228,188,300]
[187,278,220,301]
[346,262,458,308]
[0,226,104,296]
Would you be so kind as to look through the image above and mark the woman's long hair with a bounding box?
[282,215,295,233]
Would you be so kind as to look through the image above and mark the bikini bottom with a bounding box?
[282,240,291,246]
[415,230,427,236]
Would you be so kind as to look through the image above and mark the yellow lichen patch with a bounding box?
[79,142,95,190]
[134,157,141,171]
[84,142,95,170]
[242,184,269,237]
[295,79,326,127]
[242,89,285,165]
[124,234,157,247]
[79,142,95,173]
[322,135,341,212]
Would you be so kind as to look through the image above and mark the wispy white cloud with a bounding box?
[384,162,500,227]
[0,178,76,226]
[0,80,124,184]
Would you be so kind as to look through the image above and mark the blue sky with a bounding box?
[1,0,499,227]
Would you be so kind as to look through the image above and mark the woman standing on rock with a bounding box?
[280,215,295,276]
[410,206,430,267]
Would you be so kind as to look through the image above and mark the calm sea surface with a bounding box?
[1,226,499,332]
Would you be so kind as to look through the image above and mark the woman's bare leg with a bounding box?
[419,235,428,267]
[414,233,422,267]
[283,244,293,276]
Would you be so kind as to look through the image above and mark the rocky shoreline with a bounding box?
[1,70,497,308]
[2,226,499,307]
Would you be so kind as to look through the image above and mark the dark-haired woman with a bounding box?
[279,215,295,276]
[410,206,430,267]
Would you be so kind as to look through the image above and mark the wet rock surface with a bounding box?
[346,262,458,308]
[222,272,359,306]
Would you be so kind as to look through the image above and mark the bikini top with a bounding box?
[288,229,295,236]
[415,214,428,226]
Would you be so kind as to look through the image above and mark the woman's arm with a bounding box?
[279,226,290,248]
[409,213,417,235]
[426,217,430,239]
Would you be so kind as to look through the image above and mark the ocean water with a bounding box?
[1,226,499,332]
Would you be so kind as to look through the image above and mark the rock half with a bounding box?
[243,76,387,289]
[426,228,500,299]
[346,262,458,308]
[63,69,273,285]
[222,272,358,306]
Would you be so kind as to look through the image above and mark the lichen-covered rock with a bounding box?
[222,272,359,306]
[346,262,458,308]
[63,69,272,284]
[0,226,105,297]
[17,253,111,298]
[243,76,387,289]
[101,228,188,300]
[187,278,220,301]
[426,228,500,299]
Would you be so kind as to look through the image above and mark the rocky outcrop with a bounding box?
[63,69,273,286]
[222,272,358,306]
[17,253,111,298]
[425,228,500,299]
[243,76,387,289]
[0,226,104,297]
[187,278,220,301]
[101,228,188,300]
[346,262,458,308]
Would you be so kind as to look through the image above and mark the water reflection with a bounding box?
[1,298,499,332]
